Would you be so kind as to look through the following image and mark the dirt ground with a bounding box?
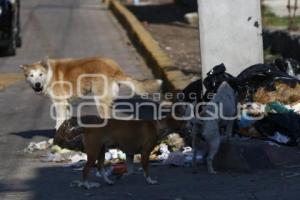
[127,0,201,76]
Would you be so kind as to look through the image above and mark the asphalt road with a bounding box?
[1,0,300,200]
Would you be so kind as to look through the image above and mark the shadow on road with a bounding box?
[127,3,196,25]
[11,129,55,139]
[0,164,209,200]
[3,162,299,200]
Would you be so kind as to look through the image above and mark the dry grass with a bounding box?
[254,82,300,104]
[0,73,24,91]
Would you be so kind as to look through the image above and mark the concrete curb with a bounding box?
[108,0,191,91]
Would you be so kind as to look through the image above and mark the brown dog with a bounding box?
[56,115,186,186]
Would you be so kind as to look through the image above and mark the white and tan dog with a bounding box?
[20,56,162,129]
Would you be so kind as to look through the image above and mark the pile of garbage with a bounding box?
[186,57,300,147]
[24,132,201,170]
[239,101,300,146]
[24,141,87,164]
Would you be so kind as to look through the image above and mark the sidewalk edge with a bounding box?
[108,0,191,91]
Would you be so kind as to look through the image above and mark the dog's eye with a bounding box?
[39,73,43,77]
[30,74,33,77]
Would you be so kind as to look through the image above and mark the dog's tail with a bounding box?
[115,75,162,95]
[102,58,162,94]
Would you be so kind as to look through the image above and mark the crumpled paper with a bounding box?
[24,139,53,153]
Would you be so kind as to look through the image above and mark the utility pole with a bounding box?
[197,0,264,78]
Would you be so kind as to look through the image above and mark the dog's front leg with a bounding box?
[225,120,234,143]
[97,145,114,185]
[53,101,70,130]
[191,122,201,173]
[192,125,198,173]
[126,154,135,175]
[202,121,220,174]
[141,150,158,184]
[94,96,113,119]
[81,154,99,189]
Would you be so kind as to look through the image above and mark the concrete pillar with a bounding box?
[197,0,264,77]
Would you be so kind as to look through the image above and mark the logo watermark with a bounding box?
[48,75,264,129]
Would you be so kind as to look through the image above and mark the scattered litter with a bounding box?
[51,145,71,154]
[163,148,203,167]
[284,164,300,169]
[43,152,66,162]
[43,150,87,164]
[70,180,100,189]
[163,151,185,166]
[281,172,300,178]
[166,133,185,151]
[254,112,300,145]
[182,146,192,154]
[265,141,281,147]
[265,101,292,114]
[69,152,87,163]
[291,102,300,113]
[157,143,170,160]
[24,139,53,153]
[244,103,265,115]
[64,160,86,168]
[96,163,128,177]
[48,138,53,145]
[268,132,291,144]
[105,149,126,162]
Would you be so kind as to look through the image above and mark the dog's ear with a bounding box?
[41,56,50,68]
[19,64,28,70]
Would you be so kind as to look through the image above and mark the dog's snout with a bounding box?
[35,82,41,88]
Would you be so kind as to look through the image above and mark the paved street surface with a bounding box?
[0,0,300,200]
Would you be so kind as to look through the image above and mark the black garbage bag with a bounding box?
[182,61,300,103]
[273,57,300,78]
[203,63,239,101]
[203,63,235,92]
[254,112,300,146]
[181,78,202,103]
[237,63,298,87]
[236,63,300,101]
